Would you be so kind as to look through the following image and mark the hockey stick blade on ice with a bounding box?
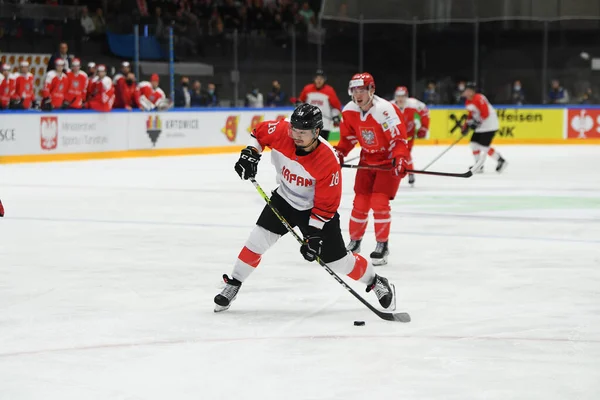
[341,164,473,178]
[249,178,410,323]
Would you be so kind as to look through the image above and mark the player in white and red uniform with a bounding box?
[214,103,397,313]
[0,63,15,110]
[394,86,430,186]
[298,69,342,141]
[86,62,97,102]
[11,61,35,110]
[461,82,507,173]
[112,61,131,108]
[136,73,167,111]
[334,73,409,266]
[64,58,88,109]
[87,64,114,112]
[41,58,68,110]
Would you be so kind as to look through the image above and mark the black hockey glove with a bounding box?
[300,226,323,262]
[234,146,261,180]
[332,115,341,127]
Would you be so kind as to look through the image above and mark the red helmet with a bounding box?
[395,86,408,97]
[348,72,375,95]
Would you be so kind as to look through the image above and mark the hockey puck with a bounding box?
[353,320,365,326]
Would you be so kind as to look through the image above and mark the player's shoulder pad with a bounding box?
[137,81,151,89]
[46,70,58,78]
[372,96,402,128]
[342,100,360,113]
[156,87,166,96]
[407,97,426,109]
[314,138,342,174]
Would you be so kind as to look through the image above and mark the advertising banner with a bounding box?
[128,110,291,150]
[0,114,39,156]
[565,108,600,139]
[428,108,564,142]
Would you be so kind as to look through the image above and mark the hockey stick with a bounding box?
[341,163,473,178]
[249,178,410,323]
[421,134,466,171]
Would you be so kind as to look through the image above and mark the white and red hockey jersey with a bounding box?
[65,70,88,109]
[12,72,35,109]
[465,93,499,132]
[395,97,430,139]
[42,70,69,108]
[298,83,342,131]
[248,119,342,230]
[0,73,15,108]
[136,81,166,110]
[87,76,115,112]
[336,96,409,165]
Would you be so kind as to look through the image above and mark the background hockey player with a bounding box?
[393,86,430,186]
[214,103,396,313]
[298,69,342,141]
[114,72,138,110]
[11,61,35,110]
[136,73,168,111]
[0,199,4,217]
[0,63,15,110]
[86,62,97,102]
[64,58,88,109]
[461,82,507,173]
[334,73,409,266]
[86,64,114,112]
[41,58,68,111]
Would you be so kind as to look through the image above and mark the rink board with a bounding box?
[1,106,599,164]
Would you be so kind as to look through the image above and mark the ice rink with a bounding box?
[1,144,599,399]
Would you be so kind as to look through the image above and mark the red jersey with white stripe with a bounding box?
[466,93,499,132]
[136,81,166,109]
[12,73,35,109]
[0,73,15,108]
[42,70,69,108]
[65,70,88,109]
[395,97,430,140]
[336,95,409,165]
[87,76,115,112]
[299,83,342,131]
[248,119,342,230]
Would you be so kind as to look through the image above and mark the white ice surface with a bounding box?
[1,145,599,400]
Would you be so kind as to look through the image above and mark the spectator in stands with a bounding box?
[93,8,107,36]
[245,85,264,108]
[453,81,466,105]
[175,76,192,108]
[206,83,219,107]
[114,72,138,110]
[423,81,439,105]
[266,80,286,107]
[511,80,525,105]
[298,2,315,26]
[579,87,597,104]
[548,79,569,104]
[190,81,207,107]
[47,42,74,72]
[80,6,95,40]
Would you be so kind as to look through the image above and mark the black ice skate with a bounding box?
[346,239,362,253]
[496,157,508,173]
[370,241,389,266]
[366,275,396,310]
[408,173,415,187]
[214,274,242,312]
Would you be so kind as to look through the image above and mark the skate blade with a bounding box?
[214,304,231,313]
[371,255,388,266]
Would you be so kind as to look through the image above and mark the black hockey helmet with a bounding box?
[290,103,323,132]
[315,69,326,78]
[465,81,477,90]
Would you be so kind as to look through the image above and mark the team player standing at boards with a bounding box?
[298,70,343,141]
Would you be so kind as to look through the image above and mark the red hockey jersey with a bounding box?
[42,70,69,108]
[136,81,166,110]
[299,83,342,131]
[465,93,499,132]
[12,73,35,109]
[248,119,342,230]
[395,97,430,139]
[65,70,88,109]
[336,96,409,165]
[87,76,115,112]
[0,73,15,108]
